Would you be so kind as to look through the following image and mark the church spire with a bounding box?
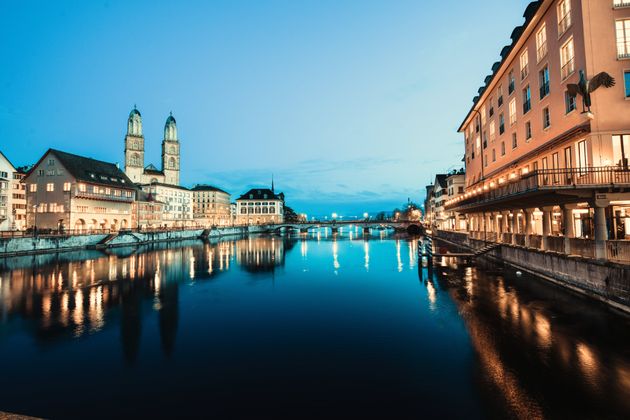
[271,174,274,193]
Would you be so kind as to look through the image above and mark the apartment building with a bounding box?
[235,188,284,225]
[139,182,193,227]
[191,185,232,227]
[446,0,630,258]
[0,151,15,230]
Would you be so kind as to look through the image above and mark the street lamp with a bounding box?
[363,212,369,220]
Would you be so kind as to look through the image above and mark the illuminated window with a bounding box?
[63,182,71,191]
[509,98,517,125]
[46,183,54,192]
[558,0,572,35]
[520,50,529,80]
[536,24,547,62]
[560,38,575,79]
[29,184,37,192]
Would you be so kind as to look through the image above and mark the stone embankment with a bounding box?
[0,226,269,257]
[434,230,630,314]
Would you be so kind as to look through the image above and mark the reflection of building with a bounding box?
[23,149,137,232]
[235,188,284,225]
[447,0,630,254]
[191,185,231,227]
[124,107,181,186]
[235,236,286,272]
[139,183,193,227]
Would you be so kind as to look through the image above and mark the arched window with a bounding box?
[168,157,176,169]
[130,153,141,166]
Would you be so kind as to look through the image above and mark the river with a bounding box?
[0,230,629,419]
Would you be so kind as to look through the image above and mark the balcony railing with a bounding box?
[561,58,574,80]
[75,190,134,202]
[446,166,630,210]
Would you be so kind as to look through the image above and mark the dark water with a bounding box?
[0,230,629,419]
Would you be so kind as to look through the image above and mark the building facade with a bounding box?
[445,169,466,231]
[124,107,181,186]
[0,151,15,230]
[139,183,193,227]
[11,168,27,230]
[431,174,448,230]
[235,188,284,225]
[23,149,137,232]
[446,0,630,258]
[191,185,232,227]
[133,190,164,229]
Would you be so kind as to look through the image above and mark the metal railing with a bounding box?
[447,166,630,209]
[607,241,630,263]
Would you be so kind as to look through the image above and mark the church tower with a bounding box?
[124,106,145,183]
[162,112,180,186]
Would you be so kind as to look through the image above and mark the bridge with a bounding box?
[262,220,424,235]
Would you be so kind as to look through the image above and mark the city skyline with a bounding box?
[0,0,531,216]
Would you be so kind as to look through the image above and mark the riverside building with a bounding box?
[445,0,630,260]
[139,183,193,227]
[191,185,232,227]
[23,149,137,232]
[235,188,284,225]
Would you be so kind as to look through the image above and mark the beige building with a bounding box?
[124,107,181,186]
[139,182,193,227]
[235,188,284,225]
[11,168,27,230]
[23,149,137,232]
[133,190,164,229]
[191,185,232,227]
[430,174,447,230]
[445,169,466,231]
[446,0,630,259]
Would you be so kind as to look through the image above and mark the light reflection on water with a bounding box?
[0,232,629,419]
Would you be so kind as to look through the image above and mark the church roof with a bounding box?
[27,149,135,189]
[237,188,284,201]
[144,163,164,175]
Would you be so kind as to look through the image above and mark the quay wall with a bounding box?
[433,230,630,313]
[0,225,269,257]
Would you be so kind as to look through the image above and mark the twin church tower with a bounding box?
[124,106,180,186]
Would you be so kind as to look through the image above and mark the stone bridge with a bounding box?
[262,220,424,235]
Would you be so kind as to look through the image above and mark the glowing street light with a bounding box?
[363,212,369,219]
[332,213,338,219]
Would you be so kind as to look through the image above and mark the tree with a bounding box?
[283,205,301,223]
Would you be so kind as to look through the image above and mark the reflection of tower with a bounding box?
[120,282,143,365]
[124,107,145,183]
[158,278,179,357]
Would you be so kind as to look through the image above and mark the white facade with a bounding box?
[140,183,193,227]
[0,151,15,230]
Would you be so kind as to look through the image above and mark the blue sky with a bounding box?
[0,0,531,217]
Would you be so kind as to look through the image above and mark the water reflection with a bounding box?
[420,255,630,418]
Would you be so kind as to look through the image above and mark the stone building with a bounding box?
[133,190,164,229]
[191,185,232,227]
[124,107,181,186]
[445,169,466,231]
[139,183,193,227]
[235,188,284,225]
[23,149,137,232]
[446,0,630,258]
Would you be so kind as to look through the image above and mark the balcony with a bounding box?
[75,190,134,203]
[445,166,630,211]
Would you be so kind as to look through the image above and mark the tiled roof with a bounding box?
[28,149,135,189]
[237,188,283,200]
[190,184,229,194]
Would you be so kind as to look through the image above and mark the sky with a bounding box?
[0,0,531,218]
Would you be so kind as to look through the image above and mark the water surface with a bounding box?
[0,231,629,419]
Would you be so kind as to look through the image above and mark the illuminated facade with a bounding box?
[191,185,232,227]
[447,0,630,258]
[23,149,137,232]
[235,188,284,225]
[139,183,193,227]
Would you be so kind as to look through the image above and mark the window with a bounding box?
[501,141,506,156]
[498,85,504,107]
[615,0,630,7]
[564,146,573,183]
[536,24,547,62]
[558,0,572,35]
[577,140,588,175]
[63,182,71,191]
[523,86,531,114]
[48,159,55,166]
[508,70,515,94]
[625,71,630,97]
[542,157,549,184]
[616,20,630,59]
[46,183,54,192]
[29,184,37,192]
[512,133,518,149]
[481,105,487,125]
[552,152,560,183]
[560,38,575,79]
[612,134,630,168]
[520,50,529,80]
[484,154,488,167]
[565,91,576,113]
[92,185,98,193]
[492,149,496,162]
[509,98,517,125]
[489,121,496,139]
[539,66,550,99]
[543,107,551,129]
[78,183,86,192]
[525,121,532,141]
[499,114,505,135]
[38,169,44,176]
